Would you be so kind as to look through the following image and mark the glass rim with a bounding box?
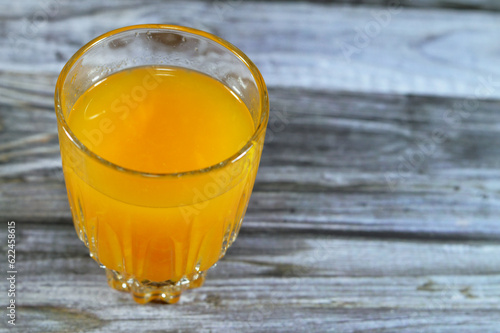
[54,24,269,178]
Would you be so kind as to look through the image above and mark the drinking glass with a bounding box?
[54,25,269,303]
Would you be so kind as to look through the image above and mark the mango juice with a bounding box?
[60,66,260,288]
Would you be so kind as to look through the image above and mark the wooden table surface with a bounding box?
[1,1,500,332]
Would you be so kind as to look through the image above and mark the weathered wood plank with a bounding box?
[310,0,500,11]
[0,1,499,97]
[15,279,500,333]
[370,0,499,11]
[2,89,500,238]
[2,0,499,18]
[2,223,499,332]
[15,224,500,278]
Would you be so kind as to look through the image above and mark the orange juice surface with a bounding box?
[63,66,259,286]
[70,66,254,173]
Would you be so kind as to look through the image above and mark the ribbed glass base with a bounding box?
[106,268,207,304]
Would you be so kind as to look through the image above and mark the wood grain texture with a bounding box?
[0,1,499,97]
[0,224,499,332]
[2,88,500,238]
[393,0,500,10]
[284,0,500,11]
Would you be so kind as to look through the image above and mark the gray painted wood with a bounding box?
[2,89,500,331]
[1,1,500,97]
[296,0,500,11]
[4,224,500,332]
[0,1,499,332]
[2,89,500,238]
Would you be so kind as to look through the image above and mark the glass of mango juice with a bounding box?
[54,25,269,304]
